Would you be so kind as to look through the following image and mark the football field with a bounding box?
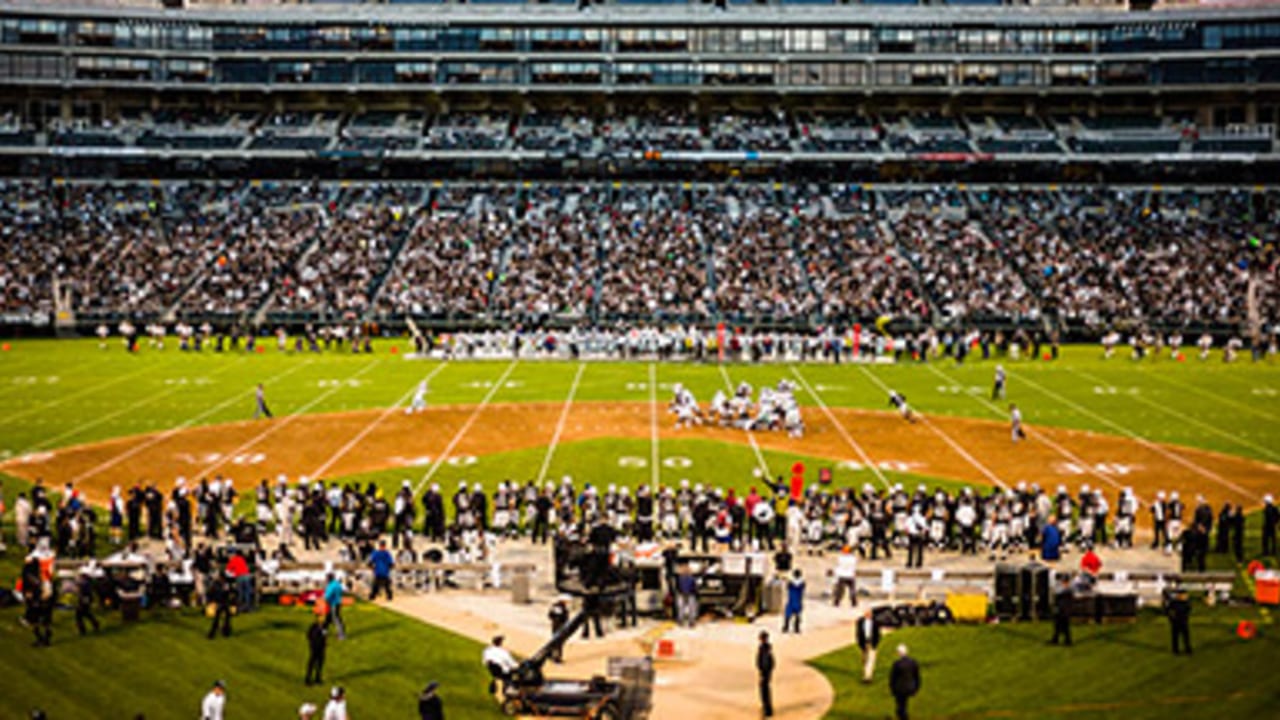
[1,339,1277,515]
[2,338,1280,719]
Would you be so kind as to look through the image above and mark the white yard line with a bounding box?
[413,360,518,496]
[198,360,384,477]
[68,359,314,484]
[1071,368,1280,465]
[4,359,168,426]
[649,363,660,490]
[789,366,889,489]
[1144,370,1280,424]
[925,364,1127,496]
[718,364,772,480]
[1013,370,1254,498]
[310,362,452,479]
[535,363,586,486]
[855,365,1008,491]
[24,356,249,454]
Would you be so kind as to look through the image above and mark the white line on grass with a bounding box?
[1070,368,1280,464]
[199,360,384,478]
[649,363,660,490]
[413,360,517,496]
[24,356,250,454]
[310,362,452,479]
[4,359,168,426]
[925,364,1127,496]
[1143,370,1280,424]
[68,359,314,484]
[854,365,1008,491]
[1011,370,1254,498]
[718,364,772,480]
[535,362,586,487]
[789,366,889,490]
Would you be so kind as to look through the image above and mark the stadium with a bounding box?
[0,0,1278,718]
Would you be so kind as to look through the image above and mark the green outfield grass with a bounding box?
[812,605,1280,720]
[0,601,501,720]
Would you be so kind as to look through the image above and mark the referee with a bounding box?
[254,383,273,419]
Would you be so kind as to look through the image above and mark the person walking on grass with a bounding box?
[323,686,348,720]
[207,572,233,639]
[418,681,444,720]
[75,567,100,636]
[306,614,328,686]
[856,608,881,684]
[201,680,227,720]
[889,645,920,720]
[324,573,347,640]
[254,383,273,419]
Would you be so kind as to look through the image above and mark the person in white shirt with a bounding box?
[483,635,519,695]
[201,680,226,720]
[1009,403,1025,442]
[856,608,881,684]
[832,547,858,607]
[323,686,348,720]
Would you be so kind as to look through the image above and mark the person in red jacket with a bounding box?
[1080,547,1102,577]
[226,552,252,612]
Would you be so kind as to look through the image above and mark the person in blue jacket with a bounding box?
[323,573,347,640]
[1041,516,1063,562]
[369,540,396,601]
[783,568,805,634]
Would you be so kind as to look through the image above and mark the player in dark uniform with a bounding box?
[888,391,916,423]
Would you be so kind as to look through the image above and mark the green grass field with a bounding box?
[811,606,1280,720]
[2,338,1279,719]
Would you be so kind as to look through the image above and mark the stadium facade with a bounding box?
[0,0,1275,340]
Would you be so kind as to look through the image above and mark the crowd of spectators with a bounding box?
[1,180,1276,329]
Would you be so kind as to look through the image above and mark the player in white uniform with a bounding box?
[407,380,428,414]
[992,365,1006,400]
[96,323,109,350]
[1197,333,1213,361]
[1009,404,1025,442]
[1101,331,1120,359]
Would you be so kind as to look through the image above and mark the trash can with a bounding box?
[1256,570,1279,606]
[763,578,784,614]
[511,570,531,605]
[120,593,142,622]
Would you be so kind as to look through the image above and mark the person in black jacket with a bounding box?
[207,572,233,639]
[756,630,775,718]
[889,644,920,720]
[74,569,100,636]
[1215,504,1232,554]
[1166,582,1193,655]
[306,615,327,685]
[856,608,881,683]
[1263,495,1278,556]
[1231,505,1246,563]
[1050,575,1072,646]
[418,681,444,720]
